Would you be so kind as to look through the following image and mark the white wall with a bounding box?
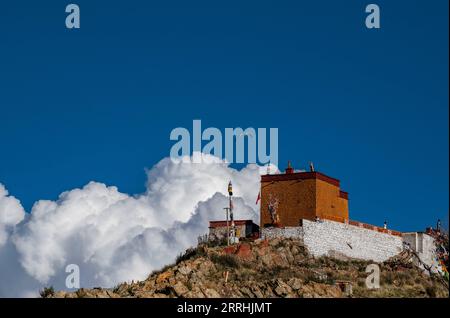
[261,220,438,266]
[301,219,404,262]
[261,226,304,240]
[402,232,438,272]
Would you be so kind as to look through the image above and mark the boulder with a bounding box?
[288,277,302,290]
[178,265,193,276]
[172,282,189,297]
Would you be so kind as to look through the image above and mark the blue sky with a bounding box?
[0,0,448,232]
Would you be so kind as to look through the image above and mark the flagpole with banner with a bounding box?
[228,181,236,244]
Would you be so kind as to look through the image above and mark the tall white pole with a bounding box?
[224,207,230,246]
[230,196,234,242]
[228,181,235,243]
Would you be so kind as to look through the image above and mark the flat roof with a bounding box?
[209,220,257,228]
[261,171,341,187]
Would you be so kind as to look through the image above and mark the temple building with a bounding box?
[260,161,349,228]
[206,161,442,274]
[209,220,259,241]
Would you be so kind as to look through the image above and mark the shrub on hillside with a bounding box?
[176,246,207,265]
[39,286,55,298]
[210,253,240,269]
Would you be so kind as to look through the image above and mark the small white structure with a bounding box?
[402,232,438,272]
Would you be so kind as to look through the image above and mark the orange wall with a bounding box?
[261,179,316,227]
[315,179,349,221]
[260,177,349,227]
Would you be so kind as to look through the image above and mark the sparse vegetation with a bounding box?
[149,263,176,277]
[75,288,88,298]
[127,285,135,296]
[112,284,121,294]
[204,236,229,247]
[39,286,55,298]
[381,271,395,286]
[46,239,449,298]
[274,239,288,249]
[209,253,240,269]
[176,246,207,264]
[303,272,325,284]
[425,285,437,298]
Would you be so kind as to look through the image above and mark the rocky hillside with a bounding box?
[47,238,449,298]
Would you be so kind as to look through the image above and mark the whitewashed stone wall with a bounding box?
[402,232,438,272]
[260,220,438,265]
[261,226,304,241]
[302,219,404,262]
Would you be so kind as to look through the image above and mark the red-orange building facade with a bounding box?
[260,164,349,228]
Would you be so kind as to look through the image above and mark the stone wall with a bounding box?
[260,220,438,266]
[261,221,404,263]
[261,226,304,241]
[209,224,247,241]
[402,232,437,271]
[302,219,404,262]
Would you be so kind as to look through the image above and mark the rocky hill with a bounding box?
[46,238,449,298]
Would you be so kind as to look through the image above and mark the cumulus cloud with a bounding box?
[0,184,25,246]
[0,154,274,297]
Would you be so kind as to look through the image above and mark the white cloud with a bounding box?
[0,153,273,297]
[0,184,25,246]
